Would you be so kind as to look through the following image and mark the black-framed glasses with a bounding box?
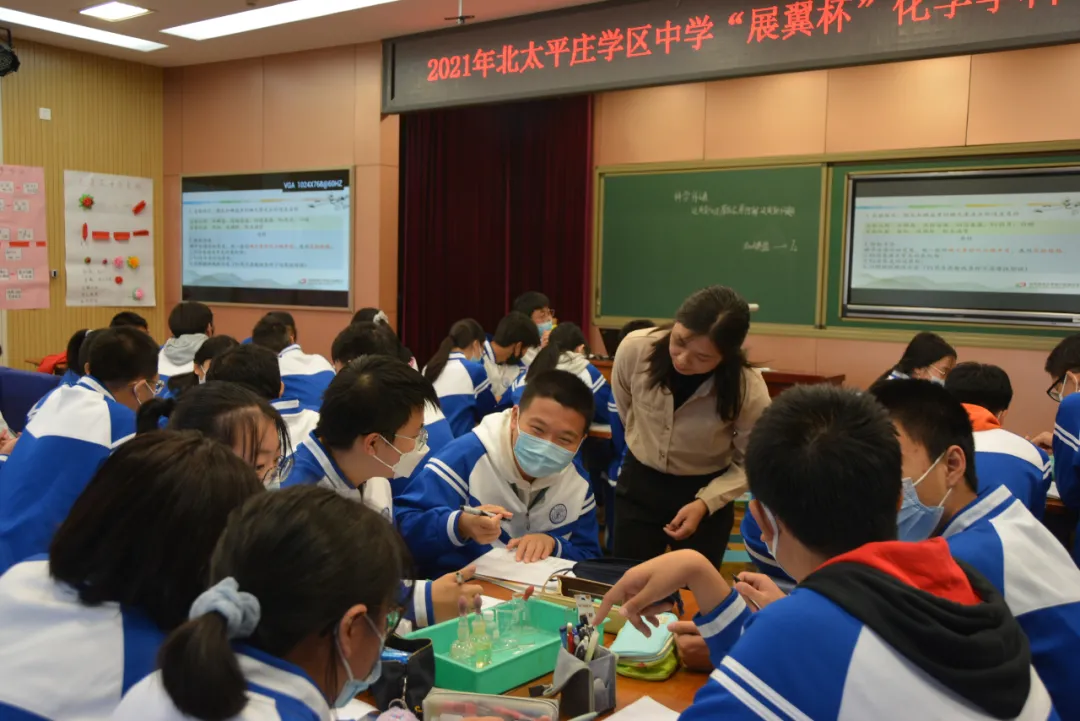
[1048,376,1067,403]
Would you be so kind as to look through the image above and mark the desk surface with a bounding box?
[481,581,702,717]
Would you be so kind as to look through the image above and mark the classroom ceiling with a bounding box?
[1,0,602,67]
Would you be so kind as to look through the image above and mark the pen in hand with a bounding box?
[460,505,496,518]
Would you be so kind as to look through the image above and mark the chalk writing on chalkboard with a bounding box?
[694,204,797,218]
[743,239,800,253]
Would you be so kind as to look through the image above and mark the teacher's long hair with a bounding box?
[645,286,752,422]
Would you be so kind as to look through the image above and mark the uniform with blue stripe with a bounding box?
[0,558,165,721]
[430,351,498,438]
[277,344,335,412]
[0,377,135,574]
[270,398,320,457]
[680,540,1058,721]
[396,409,601,576]
[1052,392,1080,563]
[114,646,331,721]
[943,484,1080,720]
[282,431,436,628]
[964,403,1051,520]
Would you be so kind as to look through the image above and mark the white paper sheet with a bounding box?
[336,698,378,720]
[607,696,679,721]
[473,547,576,587]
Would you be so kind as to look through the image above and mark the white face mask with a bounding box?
[374,434,428,479]
[763,505,790,578]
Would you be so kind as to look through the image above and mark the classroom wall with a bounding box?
[2,41,166,365]
[592,44,1080,437]
[162,43,398,357]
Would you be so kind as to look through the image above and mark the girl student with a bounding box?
[880,331,958,384]
[137,382,291,488]
[112,486,412,721]
[422,318,498,437]
[0,431,263,721]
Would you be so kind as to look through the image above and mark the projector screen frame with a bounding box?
[841,166,1080,329]
[179,167,355,311]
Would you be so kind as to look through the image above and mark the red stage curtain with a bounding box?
[399,95,592,364]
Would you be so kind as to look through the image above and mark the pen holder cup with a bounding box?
[552,645,616,717]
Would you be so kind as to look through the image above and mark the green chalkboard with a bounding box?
[597,166,824,327]
[826,153,1080,339]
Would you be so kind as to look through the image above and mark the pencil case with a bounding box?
[421,688,559,721]
[530,645,617,717]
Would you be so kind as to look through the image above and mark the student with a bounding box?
[138,382,290,489]
[945,362,1052,518]
[0,431,263,721]
[879,331,957,383]
[484,312,542,402]
[353,307,417,369]
[423,318,497,438]
[193,334,240,382]
[596,384,1057,720]
[54,329,90,386]
[397,370,602,575]
[159,301,213,382]
[251,314,334,412]
[1045,334,1080,561]
[206,344,314,456]
[110,310,149,332]
[332,322,453,461]
[113,487,410,721]
[0,327,160,573]
[871,378,1080,719]
[512,290,555,361]
[282,356,479,628]
[611,286,770,568]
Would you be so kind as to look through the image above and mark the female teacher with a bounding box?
[611,286,771,567]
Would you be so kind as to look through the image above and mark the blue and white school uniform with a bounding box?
[277,345,335,412]
[396,409,602,575]
[0,558,165,721]
[270,399,320,457]
[481,340,524,404]
[885,369,909,381]
[738,509,796,591]
[113,645,330,721]
[157,334,208,385]
[681,540,1058,721]
[0,377,135,574]
[943,484,1080,720]
[1051,393,1080,562]
[428,352,497,438]
[58,368,81,387]
[281,432,435,627]
[965,404,1051,520]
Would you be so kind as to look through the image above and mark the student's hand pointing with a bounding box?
[664,499,709,540]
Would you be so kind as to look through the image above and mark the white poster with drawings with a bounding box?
[64,170,155,307]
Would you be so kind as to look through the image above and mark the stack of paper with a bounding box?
[473,547,576,588]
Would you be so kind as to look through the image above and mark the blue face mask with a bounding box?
[537,321,554,335]
[513,426,577,478]
[334,615,384,708]
[897,453,949,542]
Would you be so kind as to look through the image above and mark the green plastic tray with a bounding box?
[405,598,607,695]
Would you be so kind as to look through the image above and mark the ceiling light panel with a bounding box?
[161,0,398,41]
[80,2,152,22]
[0,6,165,51]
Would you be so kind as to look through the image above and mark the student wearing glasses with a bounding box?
[1036,334,1080,564]
[878,331,957,384]
[283,355,482,629]
[137,382,292,490]
[0,326,160,574]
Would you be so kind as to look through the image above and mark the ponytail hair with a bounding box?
[526,322,587,382]
[158,487,410,720]
[424,318,486,383]
[137,397,177,434]
[159,612,246,721]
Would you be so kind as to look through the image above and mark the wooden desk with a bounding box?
[590,358,844,399]
[480,580,702,717]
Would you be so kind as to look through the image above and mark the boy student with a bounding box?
[871,378,1080,719]
[0,327,161,574]
[945,362,1052,518]
[206,344,314,454]
[1044,334,1080,562]
[159,301,213,382]
[332,322,453,461]
[281,355,480,628]
[251,313,334,412]
[513,290,556,341]
[109,311,149,333]
[396,370,602,576]
[597,385,1058,721]
[484,312,542,401]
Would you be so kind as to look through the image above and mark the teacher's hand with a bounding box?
[665,499,708,541]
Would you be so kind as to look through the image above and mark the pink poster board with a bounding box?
[0,164,48,310]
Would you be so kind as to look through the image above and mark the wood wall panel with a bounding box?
[2,40,164,365]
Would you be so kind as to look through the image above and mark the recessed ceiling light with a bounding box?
[160,0,398,41]
[0,6,165,51]
[80,2,152,22]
